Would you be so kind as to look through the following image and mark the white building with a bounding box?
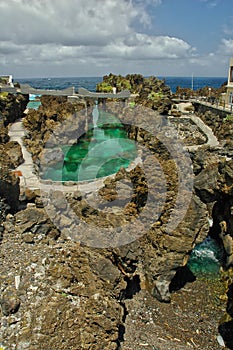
[0,75,14,87]
[225,58,233,107]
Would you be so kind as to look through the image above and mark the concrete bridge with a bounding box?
[0,83,131,100]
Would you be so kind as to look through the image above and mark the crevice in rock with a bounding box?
[219,320,233,349]
[218,279,233,349]
[208,196,233,268]
[112,252,138,274]
[0,198,10,244]
[116,275,141,348]
[18,199,28,211]
[169,266,196,293]
[122,275,141,299]
[116,301,128,349]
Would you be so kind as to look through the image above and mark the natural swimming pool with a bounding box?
[41,109,137,182]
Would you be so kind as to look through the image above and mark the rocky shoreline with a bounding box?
[0,75,233,349]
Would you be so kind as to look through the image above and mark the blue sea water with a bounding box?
[17,77,103,93]
[17,76,227,93]
[160,76,227,92]
[187,236,224,277]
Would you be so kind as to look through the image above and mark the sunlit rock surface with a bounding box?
[0,87,233,349]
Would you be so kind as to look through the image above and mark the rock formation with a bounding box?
[0,92,27,212]
[192,104,233,348]
[97,73,172,114]
[0,84,233,349]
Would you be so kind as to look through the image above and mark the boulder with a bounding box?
[3,141,24,168]
[219,319,233,349]
[0,121,9,143]
[0,168,19,212]
[0,288,20,316]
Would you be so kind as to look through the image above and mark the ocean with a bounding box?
[16,76,227,93]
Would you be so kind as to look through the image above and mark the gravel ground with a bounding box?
[122,278,227,350]
[0,215,229,350]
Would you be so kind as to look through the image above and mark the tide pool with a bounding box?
[42,110,137,182]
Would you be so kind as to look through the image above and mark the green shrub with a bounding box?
[223,115,233,122]
[96,82,113,93]
[0,92,9,99]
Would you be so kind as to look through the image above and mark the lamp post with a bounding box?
[208,88,211,103]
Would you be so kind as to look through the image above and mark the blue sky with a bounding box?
[144,0,232,53]
[0,0,232,78]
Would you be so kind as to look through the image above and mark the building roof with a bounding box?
[0,83,130,99]
[20,84,75,96]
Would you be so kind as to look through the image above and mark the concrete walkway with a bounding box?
[168,115,219,151]
[170,102,219,151]
[185,114,219,151]
[8,120,41,191]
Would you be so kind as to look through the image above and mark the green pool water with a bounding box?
[43,110,137,182]
[27,100,41,110]
[187,236,224,277]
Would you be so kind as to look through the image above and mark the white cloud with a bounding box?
[131,0,162,26]
[219,38,233,55]
[0,0,198,76]
[102,34,193,60]
[0,41,23,55]
[199,0,218,7]
[0,0,140,46]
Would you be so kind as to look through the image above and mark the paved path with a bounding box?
[8,120,41,190]
[171,102,219,151]
[185,114,219,151]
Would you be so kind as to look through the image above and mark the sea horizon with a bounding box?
[16,75,227,93]
[15,74,227,79]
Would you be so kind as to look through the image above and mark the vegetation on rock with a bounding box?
[97,73,172,114]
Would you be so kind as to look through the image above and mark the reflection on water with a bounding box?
[43,110,137,182]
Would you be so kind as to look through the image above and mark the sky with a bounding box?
[0,0,233,78]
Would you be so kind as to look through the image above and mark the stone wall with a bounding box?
[193,102,233,151]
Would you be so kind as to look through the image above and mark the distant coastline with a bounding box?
[16,76,227,93]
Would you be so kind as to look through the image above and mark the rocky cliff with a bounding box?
[0,93,27,212]
[0,87,233,349]
[97,73,172,114]
[23,95,86,163]
[191,105,233,348]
